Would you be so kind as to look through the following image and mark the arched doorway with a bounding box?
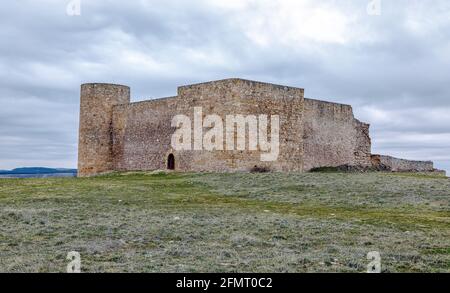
[167,154,175,170]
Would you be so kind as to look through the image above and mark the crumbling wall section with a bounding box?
[371,154,434,172]
[302,98,372,171]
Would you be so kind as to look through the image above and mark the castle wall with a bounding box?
[302,98,371,171]
[371,154,434,172]
[174,79,304,172]
[78,83,130,177]
[111,79,305,172]
[112,97,178,171]
[78,79,380,176]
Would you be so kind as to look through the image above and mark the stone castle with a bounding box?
[78,78,440,177]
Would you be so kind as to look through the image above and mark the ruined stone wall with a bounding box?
[302,98,371,171]
[371,154,434,172]
[112,79,304,172]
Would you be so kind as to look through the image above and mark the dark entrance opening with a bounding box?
[167,154,175,170]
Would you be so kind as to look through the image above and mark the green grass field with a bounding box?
[0,172,449,272]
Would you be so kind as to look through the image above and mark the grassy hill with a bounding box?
[0,172,448,272]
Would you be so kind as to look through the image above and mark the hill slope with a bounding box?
[0,172,448,272]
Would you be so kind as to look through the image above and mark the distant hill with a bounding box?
[0,167,77,175]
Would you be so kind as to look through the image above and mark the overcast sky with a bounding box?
[1,0,449,173]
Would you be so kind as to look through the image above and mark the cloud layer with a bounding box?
[1,0,449,172]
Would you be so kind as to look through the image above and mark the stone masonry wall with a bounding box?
[112,79,304,172]
[78,79,379,176]
[78,83,130,177]
[302,98,372,171]
[112,97,178,171]
[371,154,434,172]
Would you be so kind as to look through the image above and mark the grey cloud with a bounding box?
[0,0,449,173]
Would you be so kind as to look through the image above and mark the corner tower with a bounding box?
[78,83,130,177]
